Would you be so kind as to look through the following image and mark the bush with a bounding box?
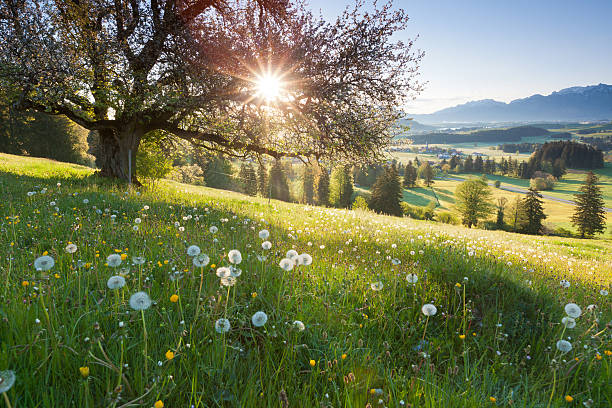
[436,211,459,225]
[136,138,174,188]
[171,164,205,186]
[530,175,555,191]
[401,202,435,220]
[494,180,501,188]
[552,227,574,237]
[352,195,370,211]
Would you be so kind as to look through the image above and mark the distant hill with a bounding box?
[408,125,570,144]
[412,83,612,124]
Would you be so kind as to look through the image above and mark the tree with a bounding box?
[454,179,494,228]
[268,160,291,202]
[0,0,423,183]
[302,165,315,204]
[203,155,233,189]
[523,188,546,234]
[369,165,403,216]
[506,196,528,232]
[571,172,606,238]
[463,156,474,172]
[238,162,258,196]
[329,165,353,208]
[316,168,330,207]
[418,161,434,187]
[257,162,268,197]
[496,197,507,229]
[403,161,417,188]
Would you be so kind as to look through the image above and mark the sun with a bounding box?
[255,74,283,102]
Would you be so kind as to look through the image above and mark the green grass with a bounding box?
[1,153,611,407]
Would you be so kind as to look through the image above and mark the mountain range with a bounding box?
[411,83,612,124]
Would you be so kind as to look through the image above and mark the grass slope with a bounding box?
[0,153,611,407]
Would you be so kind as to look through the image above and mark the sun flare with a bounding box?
[255,74,283,102]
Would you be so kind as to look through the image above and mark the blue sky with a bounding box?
[307,0,612,113]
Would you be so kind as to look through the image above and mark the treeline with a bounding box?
[578,135,612,151]
[526,141,604,173]
[498,142,541,153]
[0,92,91,165]
[576,123,612,134]
[410,126,550,144]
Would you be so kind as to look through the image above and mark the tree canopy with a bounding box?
[0,0,423,182]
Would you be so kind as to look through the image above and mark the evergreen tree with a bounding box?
[454,178,494,228]
[403,161,417,188]
[473,155,483,172]
[369,165,402,216]
[268,160,291,202]
[506,196,528,232]
[551,158,566,179]
[463,156,473,172]
[316,167,330,207]
[571,172,606,238]
[496,197,507,229]
[203,155,233,189]
[242,163,258,196]
[257,162,268,197]
[418,161,434,187]
[523,188,547,234]
[329,165,353,208]
[302,165,315,204]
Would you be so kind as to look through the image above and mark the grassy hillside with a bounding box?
[0,153,611,407]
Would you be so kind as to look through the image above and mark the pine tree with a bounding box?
[571,172,606,238]
[268,160,291,202]
[243,163,258,196]
[403,161,417,188]
[522,188,547,234]
[316,168,330,207]
[463,156,473,172]
[329,165,353,208]
[257,162,267,196]
[496,197,507,229]
[302,165,315,204]
[369,165,403,216]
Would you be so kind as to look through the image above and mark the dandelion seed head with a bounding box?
[129,291,152,311]
[107,275,126,290]
[34,255,55,271]
[252,311,268,327]
[421,303,437,316]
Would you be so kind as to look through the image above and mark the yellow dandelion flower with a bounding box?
[251,292,257,298]
[79,366,89,378]
[120,253,127,260]
[165,350,174,360]
[154,400,164,408]
[22,281,29,287]
[170,294,179,303]
[341,353,347,360]
[459,334,466,340]
[489,397,496,403]
[564,395,573,403]
[309,360,316,367]
[595,353,602,360]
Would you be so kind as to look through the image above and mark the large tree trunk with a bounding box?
[97,125,144,185]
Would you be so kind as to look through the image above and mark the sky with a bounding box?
[306,0,612,114]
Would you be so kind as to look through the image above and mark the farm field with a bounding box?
[1,153,611,407]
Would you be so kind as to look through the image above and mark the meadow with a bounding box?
[0,153,611,407]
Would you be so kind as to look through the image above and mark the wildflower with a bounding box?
[421,304,437,316]
[262,241,272,250]
[564,303,581,318]
[187,245,201,257]
[286,250,299,262]
[107,275,126,290]
[293,320,305,331]
[252,311,268,327]
[215,318,231,334]
[600,289,609,296]
[251,292,257,298]
[279,258,294,271]
[299,253,313,266]
[134,217,141,224]
[106,254,122,268]
[370,281,384,291]
[193,253,210,267]
[561,316,576,329]
[170,294,179,303]
[556,340,572,353]
[22,281,29,287]
[216,267,231,278]
[459,334,466,340]
[120,253,128,261]
[165,350,174,360]
[560,279,570,288]
[259,229,270,239]
[406,273,418,283]
[34,255,55,271]
[65,243,77,254]
[79,366,89,378]
[228,249,242,264]
[565,395,573,403]
[586,304,596,311]
[309,360,316,367]
[341,353,347,360]
[604,350,611,356]
[209,226,218,234]
[221,276,236,287]
[489,396,496,402]
[132,256,146,265]
[129,291,152,311]
[0,370,16,392]
[154,401,164,408]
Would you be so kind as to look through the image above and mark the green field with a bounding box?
[0,153,611,407]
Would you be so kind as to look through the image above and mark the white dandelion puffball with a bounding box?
[193,253,210,268]
[215,318,231,334]
[228,249,242,265]
[421,304,437,316]
[564,303,581,319]
[560,279,570,288]
[370,281,384,291]
[406,273,418,284]
[107,254,122,268]
[132,256,146,265]
[129,291,152,311]
[187,245,201,257]
[299,254,313,266]
[586,304,596,312]
[262,241,272,250]
[259,229,270,240]
[107,275,126,290]
[221,276,236,287]
[34,255,55,271]
[216,267,231,278]
[229,266,242,278]
[286,250,299,262]
[556,340,572,353]
[293,320,306,331]
[0,370,16,393]
[561,316,576,329]
[252,311,268,327]
[209,226,218,234]
[279,258,294,271]
[143,205,150,210]
[82,198,89,204]
[600,289,609,296]
[134,217,142,224]
[65,243,77,254]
